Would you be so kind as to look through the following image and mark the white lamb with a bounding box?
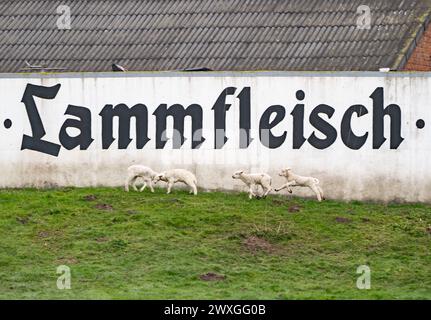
[124,165,158,192]
[153,169,198,195]
[232,170,272,199]
[275,167,325,202]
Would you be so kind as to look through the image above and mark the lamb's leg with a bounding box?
[275,181,294,193]
[310,184,322,202]
[148,180,155,193]
[139,181,147,192]
[125,175,138,192]
[131,176,140,191]
[185,180,193,194]
[262,183,272,198]
[189,182,198,195]
[184,179,197,195]
[275,183,291,192]
[167,180,174,194]
[274,184,285,192]
[248,185,256,199]
[125,175,133,192]
[318,186,325,200]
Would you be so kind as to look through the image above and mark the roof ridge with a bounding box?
[0,7,423,18]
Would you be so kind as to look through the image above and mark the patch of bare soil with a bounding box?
[199,272,226,281]
[38,231,50,238]
[16,216,30,224]
[56,257,79,265]
[426,226,431,235]
[95,203,113,211]
[83,195,97,201]
[288,205,301,213]
[37,230,62,239]
[160,198,183,203]
[271,199,288,206]
[361,217,371,223]
[243,236,274,253]
[96,237,109,243]
[335,217,352,224]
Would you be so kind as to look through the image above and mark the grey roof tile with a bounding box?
[0,0,430,72]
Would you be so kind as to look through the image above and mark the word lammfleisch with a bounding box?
[20,83,403,157]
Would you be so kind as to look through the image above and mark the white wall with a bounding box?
[1,71,431,202]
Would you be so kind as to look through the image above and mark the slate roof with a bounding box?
[0,0,431,72]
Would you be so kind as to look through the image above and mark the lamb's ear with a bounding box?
[240,170,244,174]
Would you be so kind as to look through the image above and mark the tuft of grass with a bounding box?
[0,187,430,299]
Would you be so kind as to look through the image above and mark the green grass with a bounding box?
[0,187,430,299]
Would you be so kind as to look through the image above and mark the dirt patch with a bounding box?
[96,237,109,243]
[16,216,30,224]
[288,205,301,213]
[426,226,431,235]
[83,195,97,201]
[37,230,62,239]
[271,199,288,206]
[335,217,352,224]
[160,198,182,203]
[127,210,140,215]
[243,236,274,253]
[199,272,226,281]
[95,203,113,211]
[38,231,50,238]
[56,257,79,265]
[361,217,371,223]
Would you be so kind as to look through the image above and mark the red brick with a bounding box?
[404,24,431,71]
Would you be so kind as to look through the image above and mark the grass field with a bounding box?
[0,187,430,299]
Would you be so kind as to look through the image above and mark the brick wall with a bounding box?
[404,24,431,71]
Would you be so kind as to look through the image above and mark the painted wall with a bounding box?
[1,71,431,202]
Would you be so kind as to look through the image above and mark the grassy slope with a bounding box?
[0,187,430,299]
